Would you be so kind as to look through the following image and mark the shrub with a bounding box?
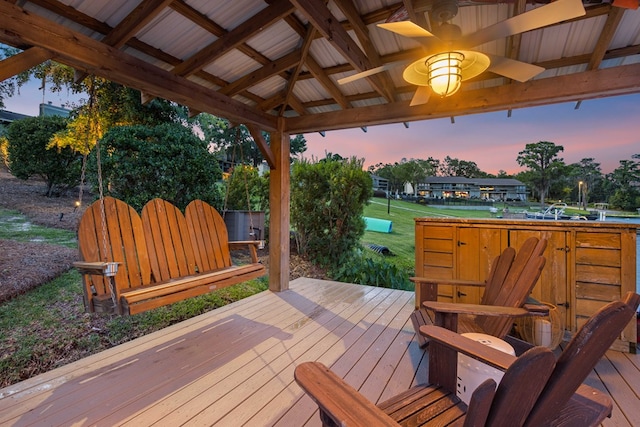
[6,115,80,197]
[223,165,269,211]
[291,155,372,268]
[91,123,223,211]
[330,250,412,290]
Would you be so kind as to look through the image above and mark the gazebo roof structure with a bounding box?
[2,0,640,290]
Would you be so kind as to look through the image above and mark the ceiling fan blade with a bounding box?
[485,54,545,82]
[336,60,407,85]
[457,0,586,49]
[410,86,431,106]
[378,21,438,39]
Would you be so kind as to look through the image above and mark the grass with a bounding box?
[361,197,493,261]
[0,209,77,248]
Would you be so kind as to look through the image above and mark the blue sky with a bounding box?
[4,79,639,175]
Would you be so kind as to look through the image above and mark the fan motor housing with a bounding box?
[431,0,459,23]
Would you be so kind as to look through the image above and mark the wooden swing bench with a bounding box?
[74,197,266,315]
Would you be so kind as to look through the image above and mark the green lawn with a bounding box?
[361,198,493,262]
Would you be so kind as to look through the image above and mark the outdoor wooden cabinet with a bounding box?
[415,218,638,352]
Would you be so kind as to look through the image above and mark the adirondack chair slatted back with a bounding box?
[77,196,152,293]
[481,247,516,305]
[484,346,556,426]
[141,198,198,282]
[185,200,233,272]
[524,291,640,427]
[477,237,547,337]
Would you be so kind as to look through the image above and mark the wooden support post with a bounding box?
[269,122,290,291]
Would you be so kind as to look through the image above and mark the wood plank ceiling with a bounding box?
[1,0,640,135]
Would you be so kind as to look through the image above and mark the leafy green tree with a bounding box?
[50,78,190,155]
[223,165,269,211]
[291,155,372,268]
[606,154,640,211]
[516,141,565,208]
[439,156,487,178]
[368,162,404,195]
[93,123,222,211]
[199,115,307,166]
[568,158,603,210]
[396,158,437,196]
[5,115,80,197]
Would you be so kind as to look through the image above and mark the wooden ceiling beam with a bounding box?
[285,62,640,133]
[0,47,51,81]
[277,11,352,112]
[24,0,269,107]
[587,6,626,70]
[334,0,398,102]
[0,1,277,131]
[305,55,351,110]
[171,0,308,114]
[506,0,526,62]
[219,51,301,97]
[290,0,393,102]
[102,0,174,49]
[171,0,295,77]
[246,124,276,168]
[279,26,316,116]
[74,0,173,82]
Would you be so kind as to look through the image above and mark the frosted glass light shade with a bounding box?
[426,52,464,97]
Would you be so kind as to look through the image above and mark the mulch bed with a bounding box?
[0,169,85,301]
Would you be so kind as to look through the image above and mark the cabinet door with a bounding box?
[456,227,503,304]
[508,230,569,329]
[416,224,455,301]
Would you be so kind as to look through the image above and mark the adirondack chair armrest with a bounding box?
[522,303,549,315]
[228,240,262,263]
[421,325,516,371]
[294,361,399,427]
[423,301,532,318]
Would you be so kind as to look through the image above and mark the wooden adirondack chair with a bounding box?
[411,236,548,346]
[294,292,640,427]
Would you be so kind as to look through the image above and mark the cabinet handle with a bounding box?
[457,241,467,246]
[457,290,467,298]
[555,246,570,252]
[557,302,570,308]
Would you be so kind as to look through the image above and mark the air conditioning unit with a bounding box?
[457,333,515,405]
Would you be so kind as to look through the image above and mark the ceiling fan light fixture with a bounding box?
[426,52,464,97]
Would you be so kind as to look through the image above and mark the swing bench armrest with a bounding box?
[228,241,263,263]
[73,261,121,276]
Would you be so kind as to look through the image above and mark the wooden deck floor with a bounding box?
[0,278,638,426]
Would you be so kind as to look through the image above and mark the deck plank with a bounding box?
[598,350,640,426]
[0,278,638,427]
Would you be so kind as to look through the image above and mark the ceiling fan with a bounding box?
[338,0,586,106]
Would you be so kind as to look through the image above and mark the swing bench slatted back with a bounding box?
[74,197,265,315]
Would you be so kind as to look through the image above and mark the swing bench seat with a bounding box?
[74,197,266,315]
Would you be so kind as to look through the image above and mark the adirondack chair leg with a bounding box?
[410,308,433,348]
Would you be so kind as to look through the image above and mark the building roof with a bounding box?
[0,110,31,125]
[1,0,639,134]
[424,176,524,185]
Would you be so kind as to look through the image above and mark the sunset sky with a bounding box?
[4,80,639,175]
